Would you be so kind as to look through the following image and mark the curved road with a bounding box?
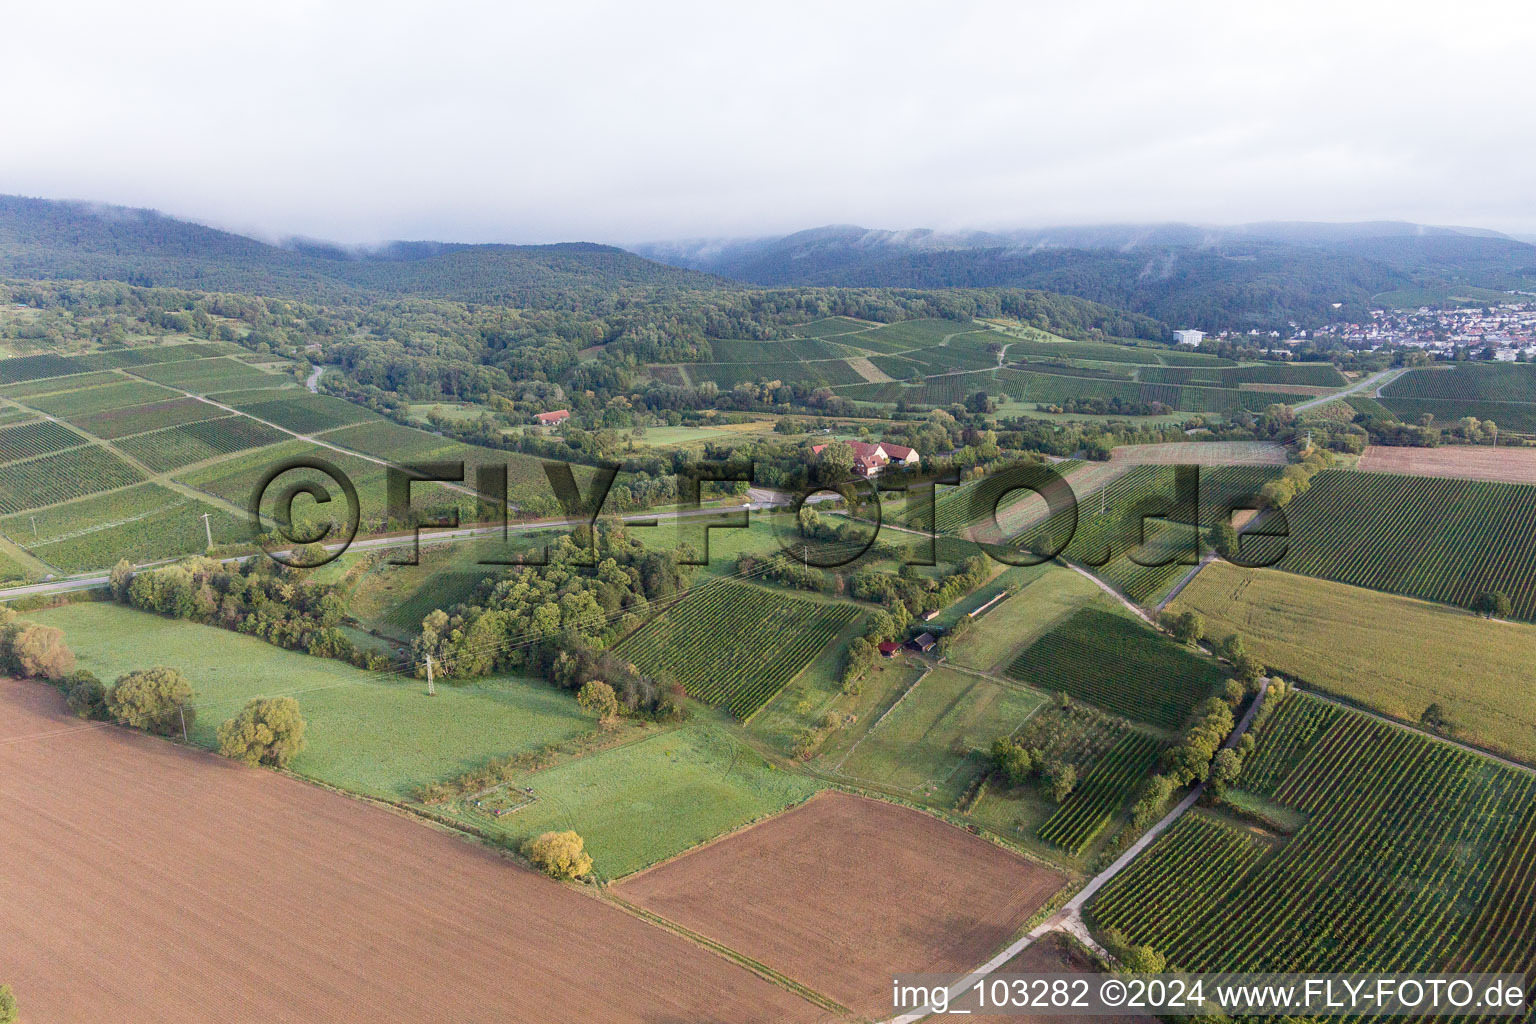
[1291,367,1403,412]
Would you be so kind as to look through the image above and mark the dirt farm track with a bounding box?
[0,679,832,1024]
[618,792,1066,1018]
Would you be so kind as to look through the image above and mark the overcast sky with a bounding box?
[4,0,1534,244]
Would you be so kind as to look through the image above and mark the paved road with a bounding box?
[1291,367,1403,412]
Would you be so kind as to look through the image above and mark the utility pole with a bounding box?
[30,515,37,538]
[178,705,188,743]
[201,512,213,550]
[425,653,435,697]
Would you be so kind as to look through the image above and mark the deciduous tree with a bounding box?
[64,670,108,721]
[107,667,195,737]
[576,680,620,724]
[523,830,593,880]
[11,625,75,680]
[1472,590,1512,619]
[217,697,308,767]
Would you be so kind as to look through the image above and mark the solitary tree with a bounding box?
[0,983,16,1024]
[523,830,593,880]
[1213,521,1240,560]
[576,680,620,725]
[1472,590,1512,619]
[1421,702,1457,736]
[1232,653,1264,687]
[1216,633,1245,662]
[107,667,195,736]
[109,558,135,601]
[217,697,308,767]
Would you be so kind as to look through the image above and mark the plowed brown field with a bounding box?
[1357,444,1536,483]
[617,791,1066,1018]
[0,679,830,1024]
[945,932,1153,1022]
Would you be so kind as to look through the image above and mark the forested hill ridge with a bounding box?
[634,222,1536,330]
[0,195,724,304]
[0,194,1170,347]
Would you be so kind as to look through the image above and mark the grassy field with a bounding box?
[26,603,594,800]
[1172,560,1536,764]
[0,546,32,583]
[948,563,1102,672]
[446,723,821,880]
[833,667,1044,805]
[630,420,782,448]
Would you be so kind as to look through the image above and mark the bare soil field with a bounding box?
[1357,444,1536,484]
[947,933,1152,1022]
[1236,382,1335,396]
[0,680,831,1024]
[1109,441,1288,466]
[616,791,1066,1017]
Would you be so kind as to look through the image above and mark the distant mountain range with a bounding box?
[4,195,1534,330]
[0,195,723,303]
[633,222,1536,329]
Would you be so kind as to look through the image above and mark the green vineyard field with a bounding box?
[1090,694,1536,989]
[0,370,120,398]
[223,390,381,433]
[617,581,861,719]
[115,417,290,471]
[787,316,874,339]
[1379,397,1536,434]
[0,447,144,514]
[1005,606,1226,729]
[0,420,84,463]
[24,380,176,417]
[1382,363,1536,403]
[130,357,287,392]
[1037,730,1163,855]
[1282,469,1536,620]
[29,497,249,572]
[0,483,181,545]
[69,397,228,439]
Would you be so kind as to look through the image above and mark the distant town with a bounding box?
[1181,299,1536,360]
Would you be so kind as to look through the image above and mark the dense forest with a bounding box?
[639,223,1536,330]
